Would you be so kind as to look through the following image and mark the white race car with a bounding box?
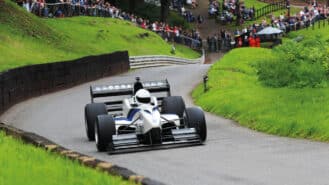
[84,77,207,152]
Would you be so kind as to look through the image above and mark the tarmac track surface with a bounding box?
[2,64,329,185]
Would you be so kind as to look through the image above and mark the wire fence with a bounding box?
[304,17,329,30]
[254,0,286,19]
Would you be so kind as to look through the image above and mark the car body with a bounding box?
[84,78,207,152]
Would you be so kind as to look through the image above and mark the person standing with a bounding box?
[255,36,261,47]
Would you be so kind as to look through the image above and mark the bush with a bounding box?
[256,36,329,88]
[167,12,192,30]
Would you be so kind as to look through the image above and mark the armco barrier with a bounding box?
[0,51,129,115]
[129,50,205,69]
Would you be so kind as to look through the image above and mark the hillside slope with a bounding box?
[193,27,329,141]
[0,0,199,71]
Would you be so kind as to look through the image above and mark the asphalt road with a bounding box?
[1,64,329,185]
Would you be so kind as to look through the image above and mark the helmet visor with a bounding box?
[137,96,151,103]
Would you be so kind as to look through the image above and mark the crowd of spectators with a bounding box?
[17,0,329,54]
[206,26,263,52]
[172,0,203,23]
[208,0,220,16]
[186,0,198,8]
[209,0,255,25]
[16,0,202,49]
[173,0,198,9]
[268,5,329,32]
[180,6,196,22]
[208,0,329,52]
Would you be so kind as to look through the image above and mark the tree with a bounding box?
[160,0,170,22]
[235,0,241,26]
[108,0,117,6]
[129,0,136,12]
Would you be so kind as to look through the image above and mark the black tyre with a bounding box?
[95,115,116,152]
[185,107,207,142]
[162,96,186,118]
[84,103,107,141]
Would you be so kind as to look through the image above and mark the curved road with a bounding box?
[1,64,329,185]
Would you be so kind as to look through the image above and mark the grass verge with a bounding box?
[0,131,133,185]
[192,47,329,141]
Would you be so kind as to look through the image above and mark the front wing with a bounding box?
[109,128,202,154]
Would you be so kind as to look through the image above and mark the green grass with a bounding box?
[192,47,329,141]
[0,0,200,72]
[243,0,268,10]
[287,24,329,40]
[0,132,133,185]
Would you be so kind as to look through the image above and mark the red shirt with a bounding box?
[249,37,256,47]
[141,22,146,29]
[255,37,261,47]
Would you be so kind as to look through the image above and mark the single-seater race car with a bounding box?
[84,77,207,152]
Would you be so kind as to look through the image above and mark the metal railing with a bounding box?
[304,17,329,30]
[129,50,205,69]
[254,0,286,19]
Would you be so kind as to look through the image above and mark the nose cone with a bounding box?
[151,110,161,126]
[142,108,161,133]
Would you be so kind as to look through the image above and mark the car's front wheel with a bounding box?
[95,115,116,152]
[161,96,186,118]
[184,107,207,142]
[84,103,107,141]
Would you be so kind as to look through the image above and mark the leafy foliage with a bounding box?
[257,36,329,88]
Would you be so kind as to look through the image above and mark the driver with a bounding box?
[135,89,151,104]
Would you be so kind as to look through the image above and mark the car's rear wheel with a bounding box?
[162,96,186,118]
[185,107,207,142]
[85,103,107,141]
[95,115,116,152]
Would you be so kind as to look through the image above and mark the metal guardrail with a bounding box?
[254,0,286,19]
[129,50,205,69]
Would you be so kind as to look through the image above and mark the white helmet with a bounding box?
[135,89,151,104]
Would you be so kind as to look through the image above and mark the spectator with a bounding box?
[255,36,261,47]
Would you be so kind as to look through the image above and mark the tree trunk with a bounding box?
[235,0,241,26]
[129,0,135,12]
[160,0,170,22]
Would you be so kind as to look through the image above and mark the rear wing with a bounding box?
[90,79,171,113]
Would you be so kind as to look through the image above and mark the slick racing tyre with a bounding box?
[95,115,116,152]
[185,107,207,142]
[162,96,186,118]
[84,103,107,141]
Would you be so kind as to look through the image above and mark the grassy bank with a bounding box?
[0,132,132,185]
[288,26,329,40]
[192,47,329,141]
[0,0,200,72]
